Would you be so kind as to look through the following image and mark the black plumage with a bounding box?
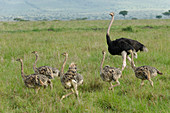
[106,34,147,55]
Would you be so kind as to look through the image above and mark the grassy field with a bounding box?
[0,19,169,113]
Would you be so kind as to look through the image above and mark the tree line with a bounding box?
[13,10,170,21]
[119,10,170,19]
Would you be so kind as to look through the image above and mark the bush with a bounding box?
[13,18,29,21]
[122,26,133,32]
[76,17,88,20]
[156,15,162,19]
[132,18,138,20]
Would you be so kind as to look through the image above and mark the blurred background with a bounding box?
[0,0,170,21]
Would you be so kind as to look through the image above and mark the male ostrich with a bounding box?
[129,50,163,87]
[32,51,60,79]
[59,53,82,102]
[16,58,53,93]
[106,12,148,71]
[100,50,122,90]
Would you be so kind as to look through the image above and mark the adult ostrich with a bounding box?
[106,12,148,71]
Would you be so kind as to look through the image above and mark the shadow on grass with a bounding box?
[80,78,104,92]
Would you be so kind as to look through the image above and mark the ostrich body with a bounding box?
[100,50,122,90]
[129,50,163,87]
[106,12,148,71]
[32,51,60,79]
[16,58,53,93]
[60,53,82,102]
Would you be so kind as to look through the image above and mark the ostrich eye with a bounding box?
[75,67,77,69]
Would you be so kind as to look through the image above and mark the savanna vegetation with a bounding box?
[0,19,169,112]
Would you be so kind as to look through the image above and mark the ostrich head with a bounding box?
[61,52,68,57]
[32,51,38,55]
[109,12,114,17]
[102,50,106,55]
[16,58,23,62]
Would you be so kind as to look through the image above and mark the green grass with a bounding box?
[0,19,170,112]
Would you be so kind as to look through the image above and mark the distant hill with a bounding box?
[0,0,169,21]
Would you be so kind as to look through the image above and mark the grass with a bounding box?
[0,19,170,112]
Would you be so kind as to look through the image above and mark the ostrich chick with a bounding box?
[100,50,122,90]
[60,53,82,102]
[32,51,60,79]
[16,58,53,93]
[129,50,163,87]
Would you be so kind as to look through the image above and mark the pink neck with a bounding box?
[107,16,114,35]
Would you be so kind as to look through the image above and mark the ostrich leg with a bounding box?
[60,88,74,102]
[127,56,132,63]
[121,51,127,71]
[72,80,80,102]
[140,80,145,87]
[112,80,120,88]
[127,55,136,67]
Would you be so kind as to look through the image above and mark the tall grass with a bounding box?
[0,19,169,112]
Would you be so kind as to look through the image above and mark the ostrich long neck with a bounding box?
[107,15,114,35]
[33,54,38,72]
[106,15,114,46]
[60,55,68,77]
[130,52,136,70]
[100,53,105,73]
[20,61,26,80]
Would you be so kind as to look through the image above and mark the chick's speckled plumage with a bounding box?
[59,53,83,102]
[100,51,122,90]
[101,66,121,82]
[16,58,52,93]
[129,50,163,87]
[32,51,60,79]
